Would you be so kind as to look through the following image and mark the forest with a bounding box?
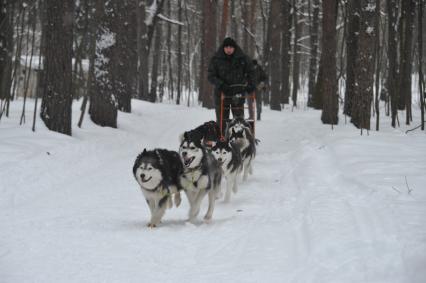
[0,0,425,134]
[2,2,426,281]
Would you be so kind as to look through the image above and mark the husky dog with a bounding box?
[225,117,252,137]
[227,118,256,181]
[133,149,183,228]
[211,140,242,202]
[180,121,221,149]
[179,131,222,222]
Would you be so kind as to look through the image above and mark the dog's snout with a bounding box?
[182,151,187,157]
[140,173,145,179]
[218,158,222,162]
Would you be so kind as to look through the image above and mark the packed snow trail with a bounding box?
[1,100,425,283]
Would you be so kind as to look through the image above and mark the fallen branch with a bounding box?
[405,124,422,134]
[405,176,412,194]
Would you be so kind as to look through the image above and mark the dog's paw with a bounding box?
[147,223,157,228]
[203,215,212,223]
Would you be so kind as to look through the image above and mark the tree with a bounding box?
[137,0,149,100]
[307,0,320,107]
[176,0,183,104]
[319,0,338,124]
[89,0,118,128]
[419,0,425,130]
[0,0,13,109]
[114,0,138,113]
[149,22,162,102]
[269,0,282,111]
[350,0,376,130]
[292,0,301,107]
[220,0,229,39]
[344,0,361,116]
[40,0,74,135]
[280,0,291,105]
[398,0,415,124]
[386,0,399,127]
[199,0,217,109]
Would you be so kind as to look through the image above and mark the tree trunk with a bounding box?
[374,0,381,131]
[0,0,13,104]
[200,0,217,109]
[149,23,162,103]
[399,0,415,123]
[167,0,174,100]
[319,0,338,125]
[344,0,361,116]
[137,0,149,100]
[220,0,229,39]
[280,0,291,104]
[40,0,74,135]
[230,0,238,40]
[114,0,137,113]
[269,0,282,111]
[292,0,301,107]
[351,0,376,130]
[419,0,425,130]
[176,0,183,104]
[249,0,257,58]
[307,0,320,107]
[241,0,249,52]
[387,0,399,127]
[89,0,118,128]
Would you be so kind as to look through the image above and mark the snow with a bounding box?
[17,56,90,72]
[95,29,115,80]
[145,0,158,26]
[1,99,426,283]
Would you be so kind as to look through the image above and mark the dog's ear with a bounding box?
[142,148,147,154]
[179,133,184,143]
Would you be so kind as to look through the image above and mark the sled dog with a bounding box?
[226,118,256,181]
[179,131,222,222]
[211,140,242,202]
[133,149,183,228]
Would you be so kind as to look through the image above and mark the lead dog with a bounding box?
[133,149,183,228]
[179,131,222,222]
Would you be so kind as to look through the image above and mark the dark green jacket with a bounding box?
[208,43,255,97]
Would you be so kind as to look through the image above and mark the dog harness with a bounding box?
[182,165,204,191]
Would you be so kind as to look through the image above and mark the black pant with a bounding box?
[256,91,263,120]
[215,94,245,135]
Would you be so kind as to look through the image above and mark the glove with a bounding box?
[229,85,246,95]
[245,84,256,93]
[257,82,265,91]
[232,93,244,104]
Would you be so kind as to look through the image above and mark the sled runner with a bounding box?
[219,91,256,139]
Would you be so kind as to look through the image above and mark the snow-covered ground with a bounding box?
[1,99,425,283]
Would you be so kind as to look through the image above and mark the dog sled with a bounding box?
[219,90,256,140]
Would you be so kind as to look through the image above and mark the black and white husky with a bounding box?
[179,131,222,222]
[226,117,252,137]
[211,140,242,202]
[226,118,256,181]
[133,149,183,228]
